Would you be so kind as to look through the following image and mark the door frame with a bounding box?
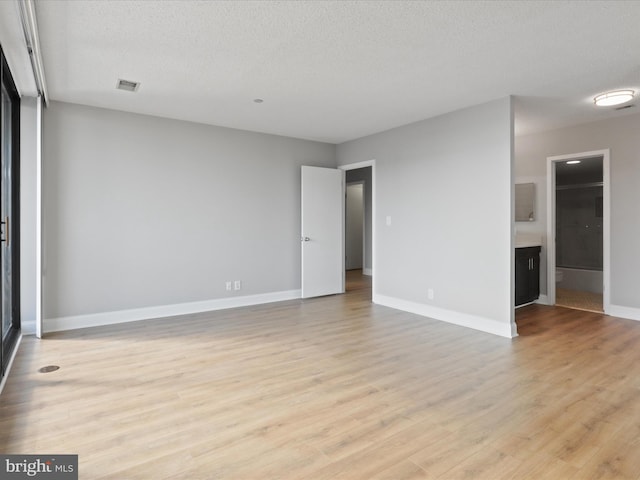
[0,43,21,379]
[339,160,376,295]
[546,149,610,311]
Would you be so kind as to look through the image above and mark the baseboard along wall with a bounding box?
[43,290,301,333]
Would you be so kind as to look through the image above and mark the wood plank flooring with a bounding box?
[2,273,640,479]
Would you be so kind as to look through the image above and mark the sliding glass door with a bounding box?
[0,45,20,379]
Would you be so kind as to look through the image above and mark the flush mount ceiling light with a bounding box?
[116,79,140,92]
[566,160,581,165]
[253,98,264,103]
[594,89,634,107]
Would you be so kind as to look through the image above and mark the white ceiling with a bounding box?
[32,0,640,144]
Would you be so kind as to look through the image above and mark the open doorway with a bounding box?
[547,150,610,313]
[342,163,374,295]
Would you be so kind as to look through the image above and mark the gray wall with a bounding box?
[515,112,640,312]
[345,183,364,270]
[337,98,514,336]
[346,166,372,273]
[43,101,335,320]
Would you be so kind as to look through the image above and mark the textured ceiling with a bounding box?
[34,0,640,144]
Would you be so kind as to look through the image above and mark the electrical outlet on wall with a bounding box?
[225,281,232,291]
[427,288,434,300]
[234,280,241,291]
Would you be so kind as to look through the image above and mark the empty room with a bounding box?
[2,1,640,478]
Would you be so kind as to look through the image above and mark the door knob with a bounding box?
[301,236,310,242]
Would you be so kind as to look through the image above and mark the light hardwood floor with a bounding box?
[2,273,640,479]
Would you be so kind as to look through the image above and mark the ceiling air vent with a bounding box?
[615,104,634,111]
[116,79,140,92]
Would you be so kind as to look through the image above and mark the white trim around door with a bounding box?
[546,149,610,313]
[339,160,376,297]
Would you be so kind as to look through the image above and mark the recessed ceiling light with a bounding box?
[116,79,140,92]
[253,98,264,103]
[566,160,581,165]
[594,89,634,107]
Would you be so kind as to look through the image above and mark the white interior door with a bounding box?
[301,166,344,298]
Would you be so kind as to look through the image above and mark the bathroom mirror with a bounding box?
[515,183,535,222]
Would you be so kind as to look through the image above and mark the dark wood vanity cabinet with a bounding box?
[515,246,541,306]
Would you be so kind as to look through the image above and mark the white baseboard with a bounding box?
[21,320,36,336]
[607,304,640,322]
[373,294,517,338]
[518,298,640,322]
[45,290,302,333]
[535,294,550,305]
[515,295,549,309]
[515,301,535,309]
[363,268,373,276]
[0,334,22,396]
